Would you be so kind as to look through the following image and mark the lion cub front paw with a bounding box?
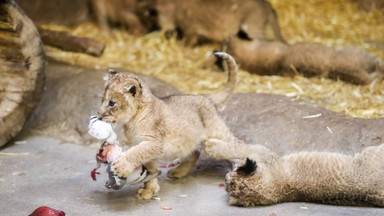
[136,181,160,200]
[111,155,134,178]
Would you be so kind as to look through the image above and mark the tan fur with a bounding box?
[97,53,239,199]
[224,38,288,75]
[222,143,384,207]
[354,0,384,11]
[225,37,384,84]
[89,0,150,35]
[152,0,285,45]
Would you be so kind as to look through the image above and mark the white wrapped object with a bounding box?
[104,144,161,189]
[107,162,162,189]
[88,116,117,143]
[125,165,161,185]
[88,116,161,189]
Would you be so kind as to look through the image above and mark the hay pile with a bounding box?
[43,0,384,118]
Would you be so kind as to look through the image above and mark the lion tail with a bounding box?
[207,52,238,107]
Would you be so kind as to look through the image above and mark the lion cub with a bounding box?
[219,142,384,207]
[153,0,286,45]
[97,52,239,199]
[224,37,384,84]
[89,0,150,35]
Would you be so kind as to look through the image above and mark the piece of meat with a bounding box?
[29,206,65,216]
[91,142,120,181]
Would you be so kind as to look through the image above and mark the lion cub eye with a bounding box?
[108,101,116,107]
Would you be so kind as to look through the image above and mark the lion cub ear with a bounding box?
[104,69,118,81]
[125,78,143,99]
[236,158,257,176]
[126,85,137,97]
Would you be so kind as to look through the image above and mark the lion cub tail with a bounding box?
[207,52,238,107]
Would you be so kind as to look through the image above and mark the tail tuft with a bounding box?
[207,52,238,107]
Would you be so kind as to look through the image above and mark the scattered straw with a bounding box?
[0,152,30,156]
[42,0,384,118]
[302,113,322,119]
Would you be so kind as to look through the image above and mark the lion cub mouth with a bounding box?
[97,116,116,125]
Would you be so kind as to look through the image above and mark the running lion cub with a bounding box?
[222,142,384,207]
[97,52,239,199]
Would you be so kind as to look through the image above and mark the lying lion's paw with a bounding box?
[136,184,159,200]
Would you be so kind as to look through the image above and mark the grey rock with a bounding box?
[24,61,180,144]
[221,93,384,155]
[25,61,384,155]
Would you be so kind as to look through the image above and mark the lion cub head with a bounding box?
[98,69,151,124]
[225,158,284,206]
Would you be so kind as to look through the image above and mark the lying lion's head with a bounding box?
[225,158,284,206]
[98,69,150,124]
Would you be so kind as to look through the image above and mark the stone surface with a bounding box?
[23,61,384,154]
[1,136,383,216]
[24,61,180,144]
[23,62,384,154]
[221,93,384,155]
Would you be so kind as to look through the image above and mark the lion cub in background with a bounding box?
[97,52,239,199]
[153,0,286,45]
[89,0,151,35]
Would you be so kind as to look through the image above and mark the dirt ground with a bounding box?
[1,137,383,216]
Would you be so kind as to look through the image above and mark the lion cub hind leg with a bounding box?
[136,178,160,200]
[167,150,201,179]
[136,160,160,200]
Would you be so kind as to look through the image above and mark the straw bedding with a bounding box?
[42,0,384,118]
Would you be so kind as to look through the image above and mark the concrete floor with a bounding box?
[1,136,383,216]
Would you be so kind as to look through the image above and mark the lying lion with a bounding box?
[89,0,150,35]
[215,141,384,207]
[223,37,384,84]
[152,0,286,45]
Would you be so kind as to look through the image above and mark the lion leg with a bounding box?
[204,138,278,163]
[136,178,160,200]
[122,12,147,36]
[89,0,111,34]
[136,159,160,200]
[112,140,161,178]
[167,150,200,179]
[204,138,248,160]
[184,33,199,46]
